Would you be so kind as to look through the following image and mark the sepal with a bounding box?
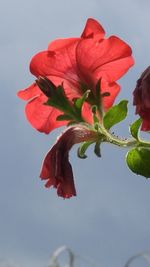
[77,141,94,159]
[73,90,90,115]
[94,141,101,157]
[91,105,99,125]
[46,85,73,114]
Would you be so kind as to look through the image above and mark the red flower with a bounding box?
[40,125,98,198]
[133,66,150,131]
[18,18,134,133]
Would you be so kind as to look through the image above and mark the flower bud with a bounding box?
[133,66,150,131]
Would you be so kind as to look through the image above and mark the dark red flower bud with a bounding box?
[133,66,150,131]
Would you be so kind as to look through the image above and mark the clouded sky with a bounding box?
[1,0,150,267]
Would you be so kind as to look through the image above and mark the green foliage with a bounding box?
[46,85,73,115]
[126,147,150,178]
[103,100,128,130]
[46,84,90,123]
[130,118,142,140]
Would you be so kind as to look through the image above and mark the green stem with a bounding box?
[98,125,137,147]
[137,139,150,147]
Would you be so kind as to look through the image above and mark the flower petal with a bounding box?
[30,50,54,77]
[81,18,105,39]
[101,79,121,110]
[48,38,79,51]
[25,94,66,134]
[30,41,83,101]
[17,83,40,100]
[47,75,81,100]
[30,42,81,87]
[30,41,78,78]
[76,36,134,85]
[81,102,93,124]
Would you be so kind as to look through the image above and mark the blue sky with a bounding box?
[1,0,150,266]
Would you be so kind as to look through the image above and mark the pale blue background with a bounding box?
[1,0,150,266]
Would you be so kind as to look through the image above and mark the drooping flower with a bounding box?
[18,18,134,133]
[40,125,98,198]
[133,66,150,131]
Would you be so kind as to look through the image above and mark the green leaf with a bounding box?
[103,100,128,130]
[130,118,142,140]
[126,147,150,178]
[77,141,94,159]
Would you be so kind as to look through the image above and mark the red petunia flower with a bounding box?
[40,125,98,198]
[133,66,150,131]
[18,18,134,133]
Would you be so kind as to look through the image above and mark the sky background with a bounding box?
[1,0,150,267]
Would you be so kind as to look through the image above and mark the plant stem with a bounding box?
[98,125,137,148]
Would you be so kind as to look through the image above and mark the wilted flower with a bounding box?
[17,18,134,134]
[40,125,98,198]
[133,66,150,131]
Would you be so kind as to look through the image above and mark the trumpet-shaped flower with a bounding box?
[17,18,134,133]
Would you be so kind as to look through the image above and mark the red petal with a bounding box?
[30,50,54,77]
[25,94,66,134]
[30,41,78,78]
[93,56,134,83]
[81,102,93,124]
[47,75,81,100]
[30,41,80,86]
[48,38,79,51]
[17,83,40,100]
[101,79,121,110]
[77,36,134,84]
[81,18,105,39]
